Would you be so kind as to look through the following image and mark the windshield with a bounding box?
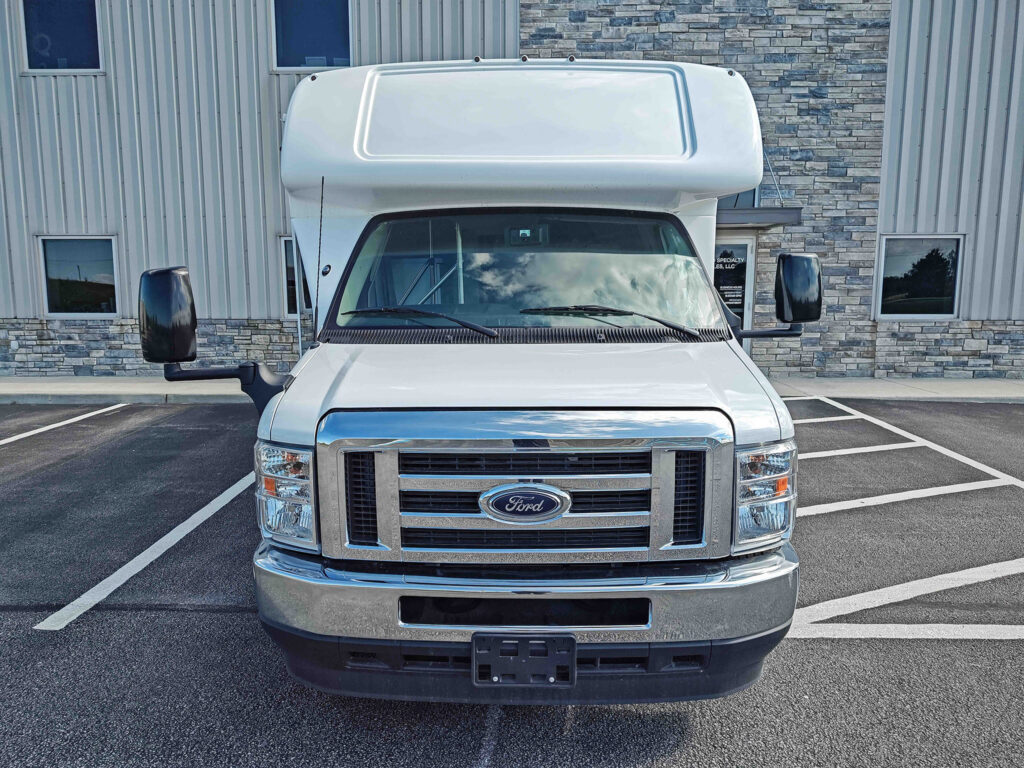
[330,210,728,333]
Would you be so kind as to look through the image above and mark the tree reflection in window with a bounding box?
[880,237,960,316]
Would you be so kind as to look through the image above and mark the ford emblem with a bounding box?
[479,483,571,523]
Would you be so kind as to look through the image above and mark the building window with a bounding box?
[22,0,101,71]
[717,189,758,210]
[877,236,962,318]
[273,0,350,70]
[41,238,117,315]
[283,237,313,316]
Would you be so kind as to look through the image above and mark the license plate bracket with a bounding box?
[472,634,576,688]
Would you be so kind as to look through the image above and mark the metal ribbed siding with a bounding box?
[351,0,518,64]
[0,0,518,320]
[880,0,1024,320]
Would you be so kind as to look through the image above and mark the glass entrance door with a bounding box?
[713,232,757,351]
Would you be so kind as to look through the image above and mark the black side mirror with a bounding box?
[137,266,287,416]
[139,266,197,363]
[735,253,821,340]
[775,253,822,324]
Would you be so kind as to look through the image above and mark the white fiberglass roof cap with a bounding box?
[280,58,764,216]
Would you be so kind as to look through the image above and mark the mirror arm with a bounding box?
[164,362,290,415]
[735,323,805,340]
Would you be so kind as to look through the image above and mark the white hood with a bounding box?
[261,340,791,447]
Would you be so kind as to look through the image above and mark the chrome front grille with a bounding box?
[316,410,735,564]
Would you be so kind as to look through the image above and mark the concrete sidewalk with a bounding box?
[770,376,1024,401]
[0,376,249,404]
[2,374,1024,405]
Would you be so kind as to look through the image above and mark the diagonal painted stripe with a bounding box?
[798,479,1012,517]
[474,705,503,768]
[0,403,127,447]
[793,556,1024,626]
[788,623,1024,640]
[819,396,1024,487]
[34,473,255,631]
[799,442,922,460]
[781,396,819,401]
[792,415,861,425]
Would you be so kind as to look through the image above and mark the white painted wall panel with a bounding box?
[0,0,518,319]
[880,0,1024,320]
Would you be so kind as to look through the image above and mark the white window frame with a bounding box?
[874,233,965,321]
[38,235,121,319]
[18,0,105,76]
[281,236,313,319]
[270,0,354,74]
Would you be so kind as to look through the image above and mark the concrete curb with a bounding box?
[3,392,1024,406]
[0,393,250,405]
[2,376,1024,406]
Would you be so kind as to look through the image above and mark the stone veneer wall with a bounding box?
[0,318,308,376]
[874,322,1024,379]
[522,0,891,377]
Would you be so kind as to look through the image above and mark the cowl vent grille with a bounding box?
[321,326,730,345]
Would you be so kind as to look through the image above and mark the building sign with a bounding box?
[714,244,749,323]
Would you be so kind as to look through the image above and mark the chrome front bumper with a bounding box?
[253,542,799,644]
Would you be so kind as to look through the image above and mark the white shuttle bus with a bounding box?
[138,58,821,704]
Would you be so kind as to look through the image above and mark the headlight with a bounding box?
[734,439,796,553]
[255,441,318,552]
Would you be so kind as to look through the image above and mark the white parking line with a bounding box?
[782,395,819,401]
[793,556,1024,625]
[792,399,1024,641]
[792,415,862,425]
[34,472,255,631]
[798,479,1012,517]
[0,403,127,447]
[818,396,1024,488]
[789,623,1024,640]
[799,442,922,460]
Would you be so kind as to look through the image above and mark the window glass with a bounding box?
[284,238,312,315]
[879,237,960,316]
[713,243,749,324]
[43,238,116,314]
[23,0,100,70]
[717,189,757,210]
[333,211,727,331]
[274,0,350,68]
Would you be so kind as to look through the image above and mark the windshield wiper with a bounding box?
[520,304,701,338]
[341,307,499,338]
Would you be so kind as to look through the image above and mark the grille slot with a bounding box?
[399,452,651,476]
[401,527,650,550]
[399,597,650,627]
[345,452,379,546]
[401,489,650,515]
[672,451,705,544]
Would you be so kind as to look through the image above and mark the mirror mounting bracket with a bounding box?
[164,362,290,416]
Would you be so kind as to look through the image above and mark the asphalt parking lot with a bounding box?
[2,398,1022,767]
